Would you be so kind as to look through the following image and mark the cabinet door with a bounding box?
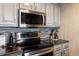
[20,3,35,10]
[1,3,19,27]
[54,4,60,27]
[61,49,69,56]
[0,4,3,25]
[61,43,69,56]
[53,52,61,56]
[35,3,46,13]
[54,44,62,52]
[46,4,55,27]
[53,44,62,56]
[62,43,69,49]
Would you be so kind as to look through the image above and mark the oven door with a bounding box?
[24,47,53,56]
[39,51,53,56]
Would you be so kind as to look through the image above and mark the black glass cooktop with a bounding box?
[22,40,53,52]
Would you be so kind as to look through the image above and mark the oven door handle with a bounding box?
[28,49,53,56]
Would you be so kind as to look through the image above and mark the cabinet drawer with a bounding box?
[62,43,69,49]
[54,45,62,51]
[61,49,69,56]
[53,51,61,56]
[53,50,61,55]
[54,53,61,56]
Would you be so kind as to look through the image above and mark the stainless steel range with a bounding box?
[22,40,53,56]
[24,47,53,56]
[16,32,40,47]
[16,32,53,56]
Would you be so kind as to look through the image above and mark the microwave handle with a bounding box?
[43,16,46,25]
[43,16,44,25]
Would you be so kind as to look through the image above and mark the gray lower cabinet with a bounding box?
[53,50,61,56]
[53,44,62,56]
[53,42,69,56]
[54,53,61,56]
[61,43,69,56]
[61,48,69,56]
[0,3,19,27]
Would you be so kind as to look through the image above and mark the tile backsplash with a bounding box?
[40,30,51,40]
[0,33,6,46]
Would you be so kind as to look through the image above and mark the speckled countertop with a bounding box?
[53,39,69,45]
[0,46,22,56]
[0,39,69,56]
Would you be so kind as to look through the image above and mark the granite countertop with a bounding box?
[53,39,69,45]
[40,38,69,45]
[0,39,69,56]
[22,39,69,53]
[0,46,22,56]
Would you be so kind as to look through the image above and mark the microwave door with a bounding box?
[19,9,46,27]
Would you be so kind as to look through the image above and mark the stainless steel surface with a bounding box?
[19,9,46,15]
[19,9,46,27]
[16,32,39,40]
[16,32,40,46]
[24,47,53,56]
[20,24,47,28]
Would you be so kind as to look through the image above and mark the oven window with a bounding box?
[21,12,44,25]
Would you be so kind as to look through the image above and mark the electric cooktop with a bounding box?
[22,40,53,52]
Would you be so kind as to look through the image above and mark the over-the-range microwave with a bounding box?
[19,9,46,28]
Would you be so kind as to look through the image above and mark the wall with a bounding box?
[59,4,79,56]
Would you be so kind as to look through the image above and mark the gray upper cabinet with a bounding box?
[0,3,60,27]
[20,3,35,10]
[34,3,46,13]
[54,4,60,27]
[46,4,55,27]
[0,3,19,27]
[46,3,60,27]
[0,4,3,24]
[20,3,46,13]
